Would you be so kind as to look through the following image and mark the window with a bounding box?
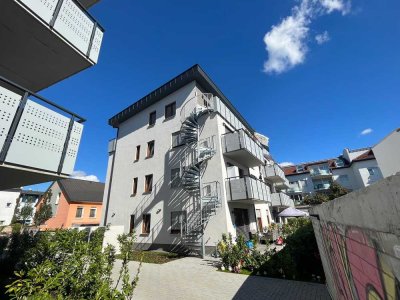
[145,174,153,193]
[132,178,138,195]
[0,220,4,225]
[165,102,176,118]
[89,208,97,218]
[55,192,61,205]
[135,145,140,161]
[335,159,345,167]
[149,111,156,126]
[171,131,183,148]
[75,207,83,218]
[129,215,135,234]
[142,214,151,234]
[147,141,155,158]
[171,211,186,234]
[170,168,180,188]
[368,168,375,176]
[296,165,305,173]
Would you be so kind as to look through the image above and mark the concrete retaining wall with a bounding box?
[310,174,400,300]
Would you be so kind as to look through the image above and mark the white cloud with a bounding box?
[70,170,100,182]
[279,162,295,167]
[315,31,330,44]
[263,0,351,74]
[360,128,373,136]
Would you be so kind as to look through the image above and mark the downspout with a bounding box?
[103,128,119,226]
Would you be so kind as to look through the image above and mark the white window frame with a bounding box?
[89,207,97,218]
[75,207,84,219]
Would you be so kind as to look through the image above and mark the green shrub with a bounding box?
[5,228,141,300]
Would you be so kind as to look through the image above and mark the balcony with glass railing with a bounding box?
[313,183,331,191]
[0,77,85,190]
[225,176,270,204]
[309,167,332,179]
[222,129,264,168]
[271,192,295,208]
[0,0,104,91]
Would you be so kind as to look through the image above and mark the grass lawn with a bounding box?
[117,250,184,264]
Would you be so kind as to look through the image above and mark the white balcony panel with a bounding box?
[0,87,21,149]
[88,26,103,63]
[6,100,70,172]
[226,177,270,203]
[61,122,83,174]
[19,0,58,23]
[53,0,95,55]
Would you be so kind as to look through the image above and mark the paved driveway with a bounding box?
[113,257,330,300]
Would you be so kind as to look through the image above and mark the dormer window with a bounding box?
[296,165,305,173]
[335,159,345,167]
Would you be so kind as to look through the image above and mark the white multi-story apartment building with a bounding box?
[102,65,293,256]
[282,147,384,206]
[0,188,21,225]
[0,0,104,190]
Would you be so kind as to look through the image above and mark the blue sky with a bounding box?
[27,0,400,190]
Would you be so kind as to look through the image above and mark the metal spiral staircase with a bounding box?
[179,93,221,257]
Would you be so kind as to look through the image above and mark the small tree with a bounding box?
[303,182,349,205]
[34,190,53,226]
[18,205,34,225]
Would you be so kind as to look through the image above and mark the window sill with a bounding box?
[145,155,154,159]
[143,191,152,195]
[139,233,150,236]
[163,115,175,122]
[130,193,137,197]
[133,159,139,163]
[147,124,155,129]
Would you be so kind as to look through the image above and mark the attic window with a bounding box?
[296,165,305,173]
[335,159,345,167]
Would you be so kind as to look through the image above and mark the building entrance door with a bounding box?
[233,208,250,240]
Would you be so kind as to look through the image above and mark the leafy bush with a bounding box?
[217,219,325,282]
[5,228,141,300]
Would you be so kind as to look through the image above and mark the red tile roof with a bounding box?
[352,149,376,162]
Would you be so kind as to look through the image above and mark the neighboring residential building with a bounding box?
[373,128,400,178]
[282,147,383,206]
[15,190,44,225]
[102,65,293,256]
[0,0,104,190]
[0,188,21,225]
[37,179,104,229]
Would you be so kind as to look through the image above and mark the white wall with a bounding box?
[0,189,20,225]
[373,129,400,178]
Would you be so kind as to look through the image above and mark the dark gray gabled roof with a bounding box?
[58,178,105,203]
[108,64,256,133]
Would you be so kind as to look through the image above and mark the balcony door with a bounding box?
[233,208,250,240]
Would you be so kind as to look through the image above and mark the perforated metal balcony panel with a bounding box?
[0,0,103,92]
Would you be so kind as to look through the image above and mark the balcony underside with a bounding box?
[311,174,333,180]
[0,1,94,92]
[0,164,68,190]
[223,150,262,168]
[228,198,268,204]
[80,0,100,8]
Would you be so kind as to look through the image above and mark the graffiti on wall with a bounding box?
[318,222,400,300]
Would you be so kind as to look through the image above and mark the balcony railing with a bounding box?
[271,192,295,208]
[222,129,264,168]
[0,76,85,189]
[264,164,289,187]
[310,168,332,178]
[287,186,303,193]
[314,183,331,191]
[18,0,104,63]
[225,176,270,203]
[0,0,104,91]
